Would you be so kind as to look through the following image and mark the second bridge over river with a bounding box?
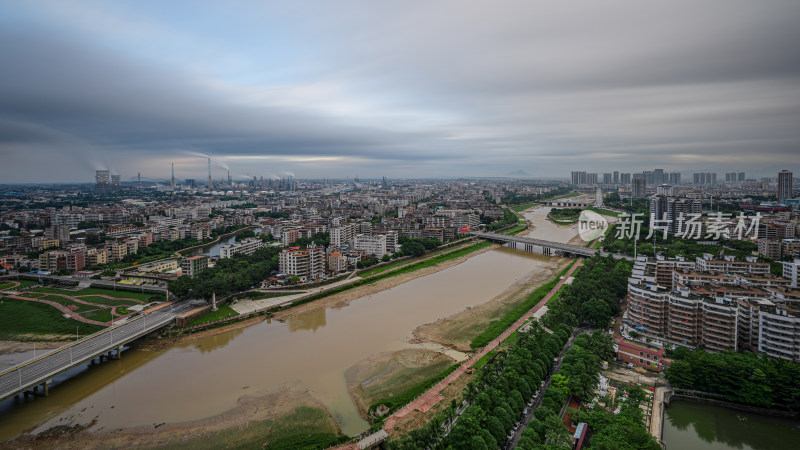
[469,231,601,258]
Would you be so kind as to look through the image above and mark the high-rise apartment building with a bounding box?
[279,246,325,281]
[654,168,664,185]
[181,255,209,278]
[778,170,793,204]
[632,178,647,198]
[353,233,388,258]
[570,171,586,185]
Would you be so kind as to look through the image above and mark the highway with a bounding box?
[0,301,196,402]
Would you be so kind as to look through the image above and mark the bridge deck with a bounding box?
[469,231,598,257]
[0,301,196,402]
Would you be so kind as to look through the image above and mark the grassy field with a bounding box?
[510,203,538,213]
[73,295,141,306]
[0,279,41,290]
[0,297,104,340]
[369,363,460,423]
[153,405,346,450]
[14,289,139,324]
[502,224,529,235]
[359,258,413,277]
[473,350,499,370]
[82,308,114,323]
[39,295,98,312]
[33,286,158,302]
[188,304,239,326]
[0,279,39,291]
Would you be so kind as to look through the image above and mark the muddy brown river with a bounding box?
[0,206,593,440]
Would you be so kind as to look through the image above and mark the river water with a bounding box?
[183,227,262,257]
[0,207,584,440]
[663,401,800,450]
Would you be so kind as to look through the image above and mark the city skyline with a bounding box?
[1,1,799,182]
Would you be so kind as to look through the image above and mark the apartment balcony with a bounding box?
[762,328,800,340]
[669,327,698,340]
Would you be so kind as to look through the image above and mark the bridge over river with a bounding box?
[0,301,198,403]
[470,231,601,257]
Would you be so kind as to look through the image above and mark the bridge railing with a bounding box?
[0,307,165,379]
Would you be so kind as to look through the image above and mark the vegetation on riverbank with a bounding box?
[390,322,573,449]
[547,208,581,223]
[543,256,631,329]
[469,261,575,349]
[510,203,537,213]
[369,363,460,426]
[515,331,639,450]
[169,246,282,300]
[188,304,239,326]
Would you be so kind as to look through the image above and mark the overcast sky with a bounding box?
[1,1,798,183]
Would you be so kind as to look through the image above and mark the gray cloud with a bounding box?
[0,0,799,182]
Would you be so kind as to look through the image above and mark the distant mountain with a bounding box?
[506,169,531,177]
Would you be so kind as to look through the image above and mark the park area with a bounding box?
[0,281,165,339]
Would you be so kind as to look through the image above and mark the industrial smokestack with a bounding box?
[171,162,175,188]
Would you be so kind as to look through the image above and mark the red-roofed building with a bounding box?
[616,339,670,372]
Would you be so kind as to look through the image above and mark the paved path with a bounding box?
[650,386,670,439]
[381,258,584,433]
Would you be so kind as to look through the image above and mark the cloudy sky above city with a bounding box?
[1,0,799,183]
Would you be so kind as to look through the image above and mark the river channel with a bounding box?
[182,227,262,257]
[0,207,588,441]
[663,400,800,450]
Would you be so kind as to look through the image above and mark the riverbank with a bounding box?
[5,387,342,449]
[0,340,70,356]
[345,349,455,419]
[413,256,570,351]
